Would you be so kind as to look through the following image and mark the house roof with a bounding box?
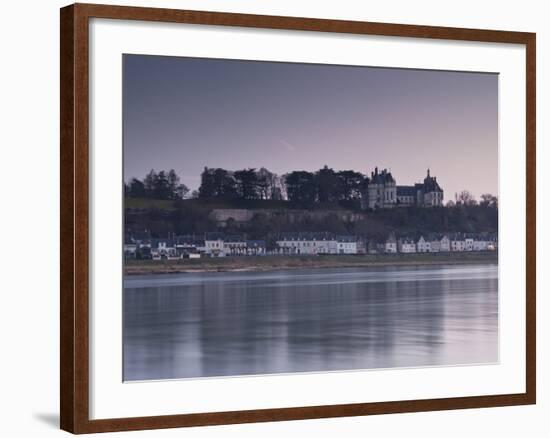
[204,232,225,241]
[175,235,205,245]
[423,169,443,193]
[398,238,415,244]
[369,167,395,185]
[224,234,246,243]
[426,233,450,241]
[149,238,177,248]
[396,186,416,196]
[337,235,357,243]
[277,231,336,241]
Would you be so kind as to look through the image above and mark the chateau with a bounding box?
[360,167,443,209]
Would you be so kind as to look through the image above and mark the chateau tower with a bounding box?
[421,168,444,206]
[363,167,396,209]
[363,168,444,209]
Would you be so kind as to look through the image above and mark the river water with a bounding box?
[123,264,498,381]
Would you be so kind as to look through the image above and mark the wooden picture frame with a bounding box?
[60,2,536,434]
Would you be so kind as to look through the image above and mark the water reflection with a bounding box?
[123,264,498,381]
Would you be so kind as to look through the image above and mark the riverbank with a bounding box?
[124,252,498,275]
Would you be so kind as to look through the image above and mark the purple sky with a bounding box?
[123,55,498,200]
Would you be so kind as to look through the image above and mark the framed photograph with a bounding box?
[60,3,536,434]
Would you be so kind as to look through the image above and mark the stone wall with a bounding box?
[209,208,367,227]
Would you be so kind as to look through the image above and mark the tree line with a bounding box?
[198,167,283,201]
[198,165,364,205]
[125,169,189,200]
[125,167,498,209]
[449,191,498,208]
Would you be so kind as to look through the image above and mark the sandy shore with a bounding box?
[124,252,498,275]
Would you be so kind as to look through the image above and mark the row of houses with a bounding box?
[276,232,497,256]
[124,232,497,260]
[388,234,497,254]
[124,233,267,260]
[275,232,362,255]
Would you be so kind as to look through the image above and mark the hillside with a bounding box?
[124,197,498,242]
[125,197,351,211]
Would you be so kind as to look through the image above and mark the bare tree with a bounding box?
[455,190,477,206]
[256,167,277,200]
[176,183,190,199]
[273,174,287,200]
[480,193,498,208]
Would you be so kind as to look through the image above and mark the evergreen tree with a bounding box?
[234,168,259,200]
[154,170,171,199]
[128,178,146,198]
[315,165,342,202]
[143,169,157,197]
[285,171,316,206]
[199,167,237,199]
[212,168,237,199]
[198,167,216,198]
[337,170,365,200]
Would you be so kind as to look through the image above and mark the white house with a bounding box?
[315,239,338,254]
[174,235,206,257]
[440,235,451,252]
[124,242,137,258]
[417,236,430,253]
[397,238,416,253]
[337,236,358,254]
[151,240,178,260]
[384,234,397,254]
[473,240,489,251]
[451,237,466,252]
[245,240,266,255]
[275,233,360,255]
[428,237,441,253]
[224,235,247,255]
[465,237,474,251]
[204,233,226,256]
[276,232,338,255]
